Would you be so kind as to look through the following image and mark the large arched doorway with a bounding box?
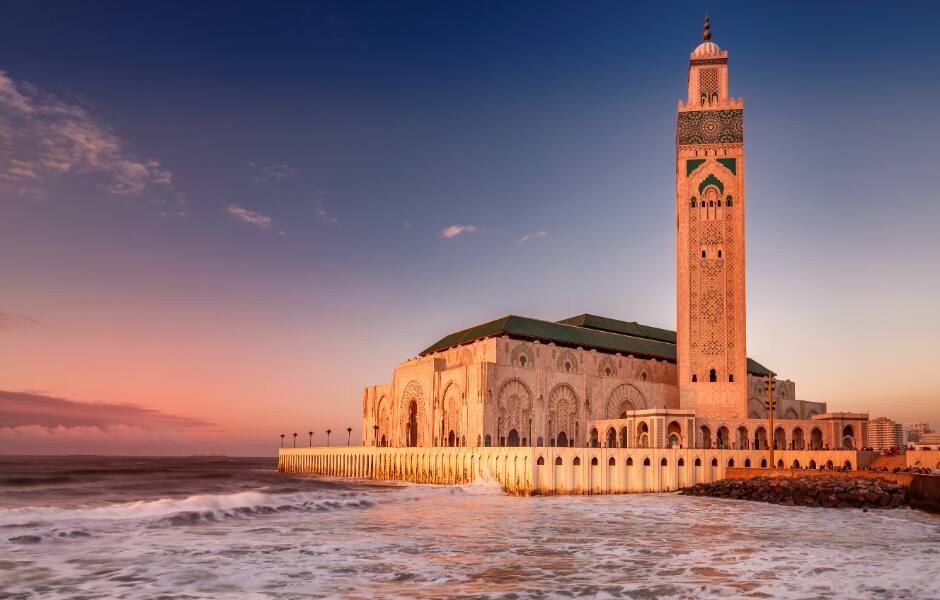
[717,426,730,449]
[507,429,520,447]
[557,431,569,448]
[619,426,629,448]
[667,421,682,448]
[407,400,419,447]
[736,426,748,449]
[842,425,855,450]
[637,422,650,448]
[792,427,805,450]
[754,427,768,450]
[606,427,616,448]
[810,427,823,450]
[700,425,712,449]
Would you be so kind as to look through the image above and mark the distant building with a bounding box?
[906,422,932,443]
[869,417,904,451]
[916,432,940,448]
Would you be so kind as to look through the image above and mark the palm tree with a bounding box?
[280,433,285,448]
[326,429,332,446]
[292,432,297,448]
[346,427,352,446]
[308,431,313,447]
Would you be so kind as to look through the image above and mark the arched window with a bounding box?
[591,457,598,466]
[660,458,667,466]
[717,250,722,258]
[678,458,685,466]
[519,355,527,367]
[608,457,616,466]
[726,195,733,206]
[710,458,718,467]
[709,369,717,382]
[717,200,722,207]
[709,200,714,207]
[643,457,651,466]
[536,436,544,447]
[701,250,706,258]
[484,434,492,447]
[537,456,544,465]
[692,374,697,382]
[690,198,697,208]
[555,457,563,466]
[694,457,701,466]
[573,456,581,466]
[604,366,612,376]
[728,458,735,467]
[728,374,734,382]
[744,458,751,468]
[627,457,634,466]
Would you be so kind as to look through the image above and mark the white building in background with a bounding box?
[905,422,932,443]
[869,417,904,452]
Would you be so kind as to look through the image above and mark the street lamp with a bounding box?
[292,432,297,448]
[346,427,352,446]
[280,433,285,448]
[326,429,332,446]
[764,373,776,469]
[308,431,313,447]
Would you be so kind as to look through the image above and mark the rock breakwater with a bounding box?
[681,476,909,509]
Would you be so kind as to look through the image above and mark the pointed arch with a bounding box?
[606,383,647,419]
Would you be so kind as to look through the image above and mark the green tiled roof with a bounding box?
[419,313,774,377]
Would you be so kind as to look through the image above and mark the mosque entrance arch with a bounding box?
[508,429,520,447]
[407,400,419,447]
[557,431,569,448]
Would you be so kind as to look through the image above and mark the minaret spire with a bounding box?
[703,12,711,41]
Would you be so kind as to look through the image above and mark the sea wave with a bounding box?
[0,489,374,529]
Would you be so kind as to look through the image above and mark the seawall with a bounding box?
[278,446,865,496]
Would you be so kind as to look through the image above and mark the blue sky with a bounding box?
[1,1,939,454]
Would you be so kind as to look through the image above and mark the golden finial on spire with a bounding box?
[703,12,712,41]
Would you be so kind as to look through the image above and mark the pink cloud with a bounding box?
[440,224,476,239]
[227,204,273,229]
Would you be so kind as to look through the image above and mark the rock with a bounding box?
[679,475,910,510]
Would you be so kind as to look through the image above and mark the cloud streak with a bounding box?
[518,230,547,244]
[0,311,40,331]
[440,224,476,239]
[0,71,173,198]
[227,204,273,229]
[249,162,298,183]
[313,194,338,225]
[0,390,213,430]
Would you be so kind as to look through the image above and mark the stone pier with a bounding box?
[278,446,867,496]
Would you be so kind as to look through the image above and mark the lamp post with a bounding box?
[326,429,332,446]
[373,425,379,446]
[308,431,313,447]
[764,373,776,469]
[292,432,297,448]
[280,433,285,448]
[346,427,352,446]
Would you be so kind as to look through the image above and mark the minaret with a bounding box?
[675,16,747,418]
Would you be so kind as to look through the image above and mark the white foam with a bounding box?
[0,489,369,527]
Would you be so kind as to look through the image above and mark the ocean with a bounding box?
[1,456,938,599]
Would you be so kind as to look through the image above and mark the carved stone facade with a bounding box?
[675,29,748,419]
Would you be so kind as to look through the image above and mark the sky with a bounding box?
[1,1,939,456]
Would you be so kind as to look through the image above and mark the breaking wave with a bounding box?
[0,489,374,529]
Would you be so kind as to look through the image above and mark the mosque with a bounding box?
[360,17,869,456]
[280,20,870,493]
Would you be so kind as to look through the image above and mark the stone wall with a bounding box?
[278,446,864,496]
